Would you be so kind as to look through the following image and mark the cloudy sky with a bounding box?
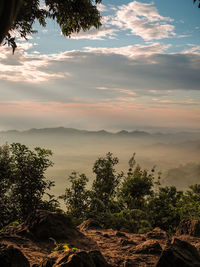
[0,0,200,132]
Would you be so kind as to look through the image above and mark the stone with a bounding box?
[18,210,75,240]
[53,250,109,267]
[120,239,136,246]
[89,250,109,267]
[0,244,30,267]
[103,234,110,238]
[156,237,200,267]
[116,231,126,238]
[146,227,168,240]
[135,240,162,255]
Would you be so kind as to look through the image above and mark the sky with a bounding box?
[0,0,200,132]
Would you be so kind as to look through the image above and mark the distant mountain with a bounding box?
[0,127,199,140]
[0,127,151,137]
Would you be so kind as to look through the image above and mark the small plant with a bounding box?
[49,237,70,252]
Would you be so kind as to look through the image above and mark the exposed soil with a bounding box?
[1,212,200,266]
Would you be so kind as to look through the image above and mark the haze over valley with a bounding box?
[1,127,199,196]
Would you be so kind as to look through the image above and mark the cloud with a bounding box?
[70,26,118,40]
[1,46,200,92]
[152,99,200,106]
[182,45,200,54]
[109,1,175,40]
[84,42,171,58]
[97,3,108,12]
[0,47,70,83]
[0,45,200,132]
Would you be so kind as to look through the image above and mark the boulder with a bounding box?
[146,227,168,240]
[40,250,109,267]
[88,250,109,267]
[17,210,75,240]
[115,231,126,238]
[135,240,162,255]
[156,237,200,267]
[176,219,200,237]
[0,244,30,267]
[78,219,101,231]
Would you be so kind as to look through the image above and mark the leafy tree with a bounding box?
[148,186,183,233]
[10,143,55,221]
[178,184,200,219]
[0,144,14,227]
[0,143,56,224]
[60,171,89,221]
[0,0,102,52]
[118,164,155,210]
[91,152,123,213]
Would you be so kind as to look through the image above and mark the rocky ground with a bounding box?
[1,210,200,266]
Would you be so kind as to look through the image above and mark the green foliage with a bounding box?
[10,143,55,221]
[60,171,89,220]
[95,209,151,234]
[148,186,183,233]
[0,143,58,226]
[178,184,200,219]
[91,152,123,212]
[0,0,102,51]
[2,144,200,235]
[118,164,155,210]
[0,143,15,227]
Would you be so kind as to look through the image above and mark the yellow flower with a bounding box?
[63,244,70,251]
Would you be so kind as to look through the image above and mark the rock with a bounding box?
[78,219,101,231]
[116,231,126,238]
[120,239,136,246]
[0,244,30,267]
[103,234,110,238]
[156,237,200,267]
[176,219,200,237]
[135,240,162,255]
[123,258,135,267]
[146,227,168,240]
[89,250,109,267]
[51,250,109,267]
[38,257,56,267]
[18,210,75,240]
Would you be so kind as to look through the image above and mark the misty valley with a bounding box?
[0,127,199,196]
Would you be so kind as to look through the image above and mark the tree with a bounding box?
[0,0,102,52]
[60,171,89,220]
[118,164,155,210]
[91,152,123,213]
[0,143,56,224]
[148,186,183,233]
[178,184,200,219]
[0,143,14,227]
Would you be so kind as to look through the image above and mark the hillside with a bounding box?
[1,210,200,266]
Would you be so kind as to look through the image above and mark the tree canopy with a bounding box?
[0,143,58,226]
[0,0,102,52]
